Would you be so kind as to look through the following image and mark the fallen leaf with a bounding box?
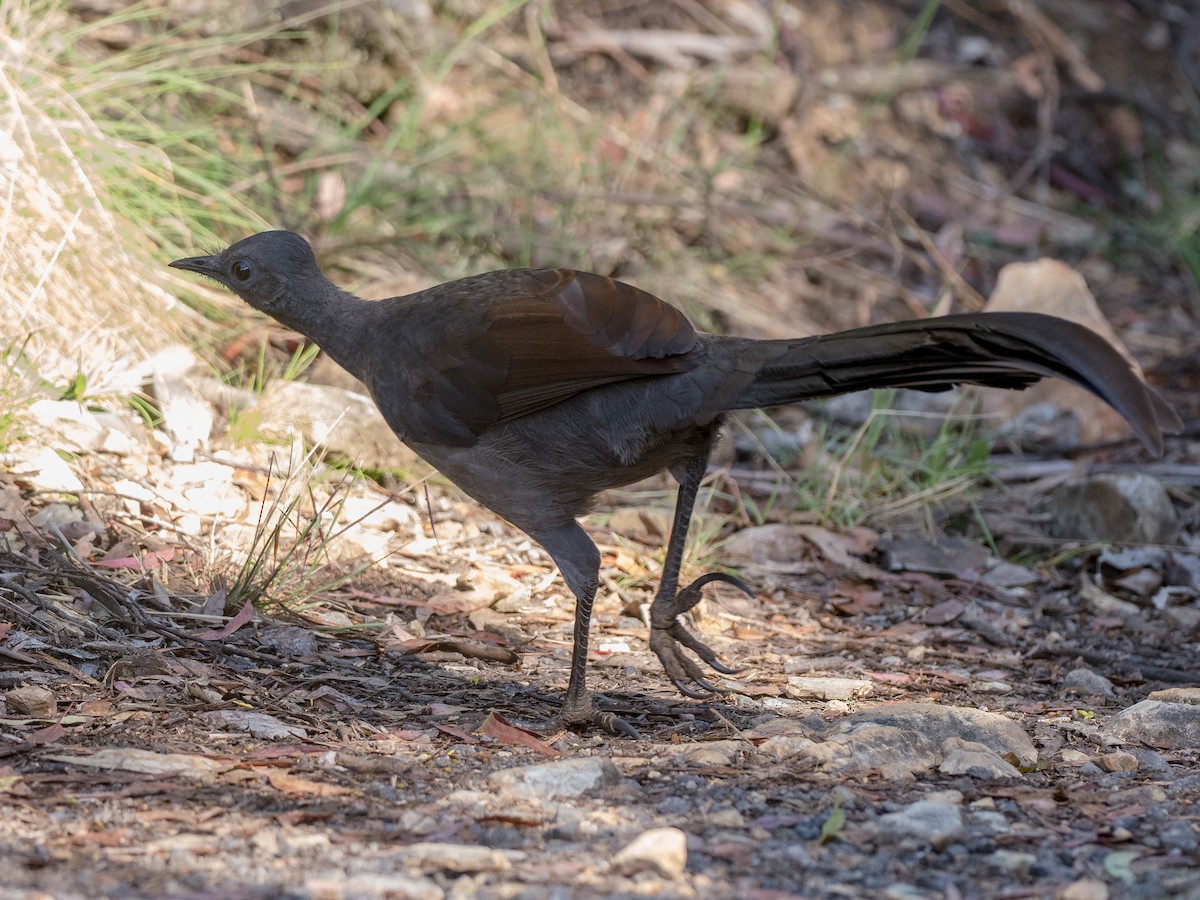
[478,712,561,757]
[28,721,67,745]
[195,600,255,640]
[819,796,845,843]
[265,770,351,796]
[433,722,480,743]
[1104,849,1139,884]
[94,548,176,570]
[866,671,915,685]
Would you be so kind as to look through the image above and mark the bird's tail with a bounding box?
[731,312,1180,455]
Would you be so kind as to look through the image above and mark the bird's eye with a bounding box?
[232,260,253,282]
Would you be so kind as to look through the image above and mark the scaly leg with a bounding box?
[648,434,754,697]
[534,522,640,737]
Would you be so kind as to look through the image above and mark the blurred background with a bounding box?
[3,0,1197,409]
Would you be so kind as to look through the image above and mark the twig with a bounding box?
[553,28,765,70]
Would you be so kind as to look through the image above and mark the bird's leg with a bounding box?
[534,523,640,738]
[648,435,754,698]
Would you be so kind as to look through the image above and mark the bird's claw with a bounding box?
[649,572,753,696]
[558,690,641,739]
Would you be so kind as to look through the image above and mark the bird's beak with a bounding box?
[168,255,222,279]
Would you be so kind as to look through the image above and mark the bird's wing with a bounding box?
[405,269,699,445]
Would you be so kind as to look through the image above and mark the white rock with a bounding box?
[151,372,214,462]
[13,446,83,492]
[610,827,687,879]
[397,842,523,873]
[784,676,873,701]
[487,756,619,800]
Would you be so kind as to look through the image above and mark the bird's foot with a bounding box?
[649,572,754,698]
[558,689,641,739]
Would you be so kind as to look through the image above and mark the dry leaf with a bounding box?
[265,770,350,796]
[478,712,560,757]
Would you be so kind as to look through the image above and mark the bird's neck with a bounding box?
[277,282,380,383]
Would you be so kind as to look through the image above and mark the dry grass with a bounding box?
[0,1,191,397]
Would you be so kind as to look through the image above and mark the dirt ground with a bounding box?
[4,1,1200,898]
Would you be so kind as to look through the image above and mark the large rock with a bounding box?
[1049,473,1179,544]
[757,702,1034,778]
[1107,690,1200,749]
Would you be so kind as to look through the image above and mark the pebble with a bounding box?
[305,872,443,900]
[1097,750,1139,773]
[1129,748,1173,776]
[1158,819,1199,853]
[875,800,963,849]
[5,684,57,717]
[938,737,1021,779]
[1063,667,1116,698]
[397,842,523,874]
[487,756,619,800]
[1058,878,1110,900]
[706,808,746,829]
[785,676,874,701]
[610,827,687,879]
[988,849,1036,876]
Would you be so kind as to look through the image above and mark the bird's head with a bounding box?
[169,230,323,315]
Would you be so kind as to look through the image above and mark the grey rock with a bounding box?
[1106,699,1200,749]
[796,702,1036,777]
[875,799,963,849]
[258,625,318,657]
[968,810,1011,832]
[487,756,620,800]
[1159,820,1199,853]
[1164,605,1200,631]
[1049,473,1179,544]
[938,737,1021,779]
[988,849,1037,876]
[675,740,744,766]
[1129,748,1173,776]
[1166,551,1200,592]
[1063,667,1116,698]
[1007,401,1082,450]
[785,676,874,701]
[877,534,989,577]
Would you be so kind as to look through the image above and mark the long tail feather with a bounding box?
[734,312,1180,455]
